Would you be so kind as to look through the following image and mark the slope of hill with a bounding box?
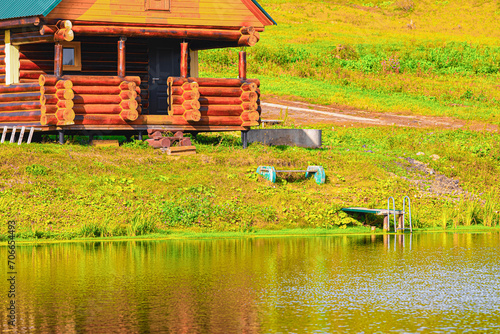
[201,0,500,122]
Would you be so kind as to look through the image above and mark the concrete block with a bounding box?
[246,129,322,148]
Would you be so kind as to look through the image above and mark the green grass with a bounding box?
[199,0,500,122]
[1,125,500,241]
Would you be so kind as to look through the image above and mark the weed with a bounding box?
[122,140,151,149]
[128,213,157,236]
[482,192,498,227]
[26,164,48,176]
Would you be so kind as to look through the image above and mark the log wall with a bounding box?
[17,37,149,112]
[38,75,142,126]
[167,77,260,127]
[0,82,42,126]
[0,33,261,130]
[39,76,75,126]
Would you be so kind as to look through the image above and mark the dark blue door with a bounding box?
[148,42,180,114]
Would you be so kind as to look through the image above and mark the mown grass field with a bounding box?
[201,0,500,122]
[1,126,499,241]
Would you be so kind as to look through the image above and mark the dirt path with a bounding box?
[261,98,499,131]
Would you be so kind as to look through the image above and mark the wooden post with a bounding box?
[58,131,64,144]
[239,51,247,80]
[398,215,404,230]
[9,126,17,143]
[180,42,188,78]
[241,130,248,149]
[5,30,20,85]
[27,127,35,144]
[54,42,63,78]
[17,126,25,145]
[189,50,199,77]
[383,215,389,232]
[118,36,126,77]
[1,126,7,143]
[138,131,143,141]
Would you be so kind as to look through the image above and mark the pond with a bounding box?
[1,232,499,333]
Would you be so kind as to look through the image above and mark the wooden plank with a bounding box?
[17,126,25,145]
[168,145,196,152]
[342,207,404,215]
[1,126,6,143]
[27,126,35,144]
[163,145,196,155]
[9,126,16,143]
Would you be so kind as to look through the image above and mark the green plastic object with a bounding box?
[306,166,325,185]
[256,166,276,183]
[256,165,326,185]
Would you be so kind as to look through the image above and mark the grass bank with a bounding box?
[5,225,498,245]
[1,124,500,241]
[200,0,500,122]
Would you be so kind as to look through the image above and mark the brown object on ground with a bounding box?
[163,145,196,156]
[144,130,193,150]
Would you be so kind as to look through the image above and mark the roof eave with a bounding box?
[0,16,41,29]
[251,0,277,26]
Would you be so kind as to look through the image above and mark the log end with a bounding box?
[62,89,75,100]
[121,109,139,122]
[38,75,46,87]
[184,109,201,122]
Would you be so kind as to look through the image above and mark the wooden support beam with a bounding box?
[189,50,199,77]
[54,43,63,78]
[4,31,20,85]
[0,17,40,29]
[72,25,260,46]
[118,36,126,77]
[39,22,74,43]
[180,42,188,78]
[54,20,74,42]
[1,126,7,143]
[27,127,35,144]
[9,126,16,143]
[17,126,26,145]
[239,51,247,80]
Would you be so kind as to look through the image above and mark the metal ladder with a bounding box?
[387,196,412,233]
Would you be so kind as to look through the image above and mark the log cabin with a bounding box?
[0,0,275,142]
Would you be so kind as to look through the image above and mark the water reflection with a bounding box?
[383,233,412,251]
[1,232,499,333]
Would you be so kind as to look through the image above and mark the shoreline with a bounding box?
[2,226,498,245]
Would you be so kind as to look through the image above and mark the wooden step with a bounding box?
[162,145,196,156]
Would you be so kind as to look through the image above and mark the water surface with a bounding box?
[1,232,499,333]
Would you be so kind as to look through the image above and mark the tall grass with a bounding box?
[482,192,498,227]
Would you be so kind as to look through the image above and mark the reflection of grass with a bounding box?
[200,0,500,122]
[1,125,500,240]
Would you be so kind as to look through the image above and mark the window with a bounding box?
[62,42,81,71]
[145,0,170,11]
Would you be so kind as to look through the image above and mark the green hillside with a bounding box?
[201,0,500,122]
[1,126,500,240]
